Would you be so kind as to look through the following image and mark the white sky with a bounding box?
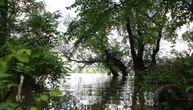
[44,0,75,14]
[36,0,76,31]
[36,0,75,12]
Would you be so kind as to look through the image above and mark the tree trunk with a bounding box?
[134,57,145,71]
[151,31,162,66]
[104,49,128,76]
[110,56,128,76]
[105,51,119,76]
[126,20,145,71]
[0,0,8,47]
[109,67,119,76]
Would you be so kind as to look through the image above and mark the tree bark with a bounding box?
[104,49,128,76]
[151,31,162,66]
[0,0,8,47]
[110,56,128,76]
[126,20,145,71]
[105,52,119,76]
[16,75,24,102]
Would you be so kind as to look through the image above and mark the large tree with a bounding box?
[62,32,129,76]
[65,0,168,72]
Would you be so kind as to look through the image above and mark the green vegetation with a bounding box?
[0,0,68,109]
[143,55,193,92]
[1,0,193,109]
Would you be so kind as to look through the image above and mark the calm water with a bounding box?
[47,73,159,110]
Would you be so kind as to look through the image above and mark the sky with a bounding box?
[36,0,76,31]
[43,0,75,14]
[36,0,75,12]
[38,0,191,57]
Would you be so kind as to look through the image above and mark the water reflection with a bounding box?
[49,73,158,110]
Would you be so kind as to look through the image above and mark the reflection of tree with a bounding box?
[131,75,145,110]
[91,76,129,109]
[18,75,157,110]
[130,75,158,110]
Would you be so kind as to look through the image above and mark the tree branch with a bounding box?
[16,75,24,102]
[66,55,102,65]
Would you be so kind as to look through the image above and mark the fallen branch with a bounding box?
[66,55,103,65]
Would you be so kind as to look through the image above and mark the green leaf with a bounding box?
[49,89,62,97]
[0,60,7,74]
[0,101,20,110]
[186,86,193,92]
[0,0,5,7]
[15,49,31,63]
[184,60,191,66]
[0,74,11,78]
[30,107,38,110]
[16,63,24,67]
[7,83,17,88]
[39,95,49,102]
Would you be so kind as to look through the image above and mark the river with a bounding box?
[46,73,159,110]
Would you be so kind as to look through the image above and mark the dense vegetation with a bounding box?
[1,0,193,109]
[0,0,67,109]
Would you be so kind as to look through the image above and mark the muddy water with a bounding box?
[48,73,159,110]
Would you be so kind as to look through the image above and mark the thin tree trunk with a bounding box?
[16,75,24,102]
[151,31,162,66]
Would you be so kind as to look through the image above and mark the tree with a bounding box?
[62,34,129,76]
[65,0,168,72]
[0,0,67,88]
[164,0,193,47]
[0,0,7,46]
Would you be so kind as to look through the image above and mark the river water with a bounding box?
[47,73,159,110]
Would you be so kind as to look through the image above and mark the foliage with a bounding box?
[0,101,22,110]
[29,89,62,110]
[143,55,193,91]
[0,89,62,110]
[65,0,171,72]
[0,0,69,110]
[0,1,68,109]
[29,46,68,85]
[0,41,69,87]
[0,48,31,95]
[181,78,193,93]
[0,0,67,86]
[19,10,61,48]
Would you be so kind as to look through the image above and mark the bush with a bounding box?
[29,46,69,86]
[143,56,193,91]
[0,41,69,87]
